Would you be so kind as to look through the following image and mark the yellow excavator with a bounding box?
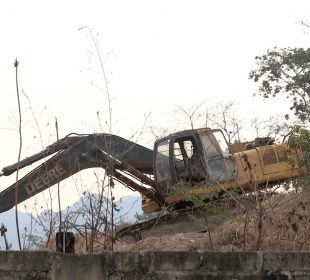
[0,127,304,215]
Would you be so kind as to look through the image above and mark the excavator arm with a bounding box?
[0,133,164,213]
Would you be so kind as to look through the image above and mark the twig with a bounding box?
[79,26,112,133]
[55,117,64,252]
[13,58,22,250]
[243,210,249,250]
[79,26,115,252]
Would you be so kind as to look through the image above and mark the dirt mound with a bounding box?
[114,232,208,251]
[113,190,310,252]
[52,190,310,253]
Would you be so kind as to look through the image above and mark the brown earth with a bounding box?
[114,232,210,251]
[53,190,310,253]
[114,190,310,252]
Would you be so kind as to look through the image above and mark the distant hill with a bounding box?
[114,195,143,223]
[0,195,143,250]
[0,208,38,250]
[60,194,143,229]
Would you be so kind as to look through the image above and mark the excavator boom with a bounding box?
[0,133,164,213]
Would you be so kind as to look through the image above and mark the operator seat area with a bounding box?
[173,137,207,184]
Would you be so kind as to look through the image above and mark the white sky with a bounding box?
[0,0,309,212]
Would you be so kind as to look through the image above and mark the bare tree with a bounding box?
[174,101,206,129]
[205,101,242,145]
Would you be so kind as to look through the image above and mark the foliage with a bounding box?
[289,126,310,168]
[135,212,159,223]
[22,233,44,250]
[249,47,310,122]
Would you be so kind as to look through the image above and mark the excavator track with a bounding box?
[115,196,245,243]
[115,189,276,243]
[116,207,202,242]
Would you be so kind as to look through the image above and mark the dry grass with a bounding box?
[44,190,310,253]
[113,190,310,252]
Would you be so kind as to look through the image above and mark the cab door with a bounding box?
[171,134,207,183]
[154,131,208,195]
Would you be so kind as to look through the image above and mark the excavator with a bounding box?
[0,127,305,217]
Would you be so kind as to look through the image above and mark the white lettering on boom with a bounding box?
[24,164,66,196]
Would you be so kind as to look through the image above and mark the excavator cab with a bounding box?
[153,128,237,195]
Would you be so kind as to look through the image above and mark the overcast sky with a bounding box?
[0,0,309,213]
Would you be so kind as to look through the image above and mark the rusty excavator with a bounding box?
[0,127,304,218]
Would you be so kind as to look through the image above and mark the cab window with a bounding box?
[155,139,171,183]
[199,130,235,182]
